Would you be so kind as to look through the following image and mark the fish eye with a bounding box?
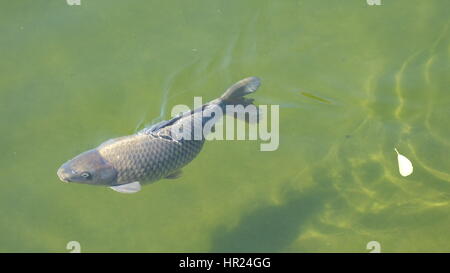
[80,172,91,179]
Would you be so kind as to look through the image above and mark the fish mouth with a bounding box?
[57,168,70,183]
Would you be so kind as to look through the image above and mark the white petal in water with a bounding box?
[394,148,413,177]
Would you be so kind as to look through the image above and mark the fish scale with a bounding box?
[99,133,205,185]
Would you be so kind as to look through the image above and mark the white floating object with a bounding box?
[394,148,413,177]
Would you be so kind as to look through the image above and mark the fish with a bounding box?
[57,77,261,193]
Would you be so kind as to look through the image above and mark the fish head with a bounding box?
[57,149,117,186]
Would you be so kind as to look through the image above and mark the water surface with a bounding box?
[0,0,449,252]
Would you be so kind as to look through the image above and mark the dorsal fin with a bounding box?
[138,115,181,135]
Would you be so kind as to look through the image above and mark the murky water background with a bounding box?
[0,0,449,252]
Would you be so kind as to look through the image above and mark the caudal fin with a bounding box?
[220,76,261,104]
[219,77,261,123]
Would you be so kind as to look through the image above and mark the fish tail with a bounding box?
[218,76,261,123]
[219,76,261,104]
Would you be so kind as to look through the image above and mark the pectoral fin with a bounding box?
[110,181,141,193]
[165,169,183,179]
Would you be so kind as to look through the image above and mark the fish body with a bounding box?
[57,77,261,193]
[98,132,204,185]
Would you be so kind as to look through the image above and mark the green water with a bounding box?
[1,0,449,252]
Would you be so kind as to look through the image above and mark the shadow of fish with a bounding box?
[57,77,261,193]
